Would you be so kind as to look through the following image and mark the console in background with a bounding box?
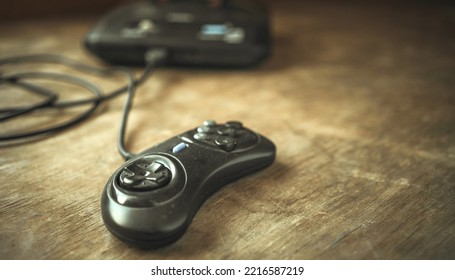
[84,0,271,67]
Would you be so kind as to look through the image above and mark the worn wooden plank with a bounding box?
[1,1,454,259]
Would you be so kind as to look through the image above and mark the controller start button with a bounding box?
[117,158,172,191]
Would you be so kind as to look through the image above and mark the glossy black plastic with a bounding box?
[101,121,275,248]
[84,1,270,67]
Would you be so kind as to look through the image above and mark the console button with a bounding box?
[172,142,188,153]
[197,125,215,134]
[194,132,210,140]
[118,159,172,191]
[203,120,216,127]
[225,121,243,128]
[181,121,259,152]
[217,127,237,137]
[215,136,237,152]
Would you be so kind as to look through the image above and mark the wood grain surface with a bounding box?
[1,1,454,259]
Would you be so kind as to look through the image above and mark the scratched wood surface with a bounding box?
[1,1,454,259]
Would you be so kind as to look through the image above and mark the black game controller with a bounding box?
[101,120,276,248]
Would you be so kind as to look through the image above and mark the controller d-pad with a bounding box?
[118,159,171,191]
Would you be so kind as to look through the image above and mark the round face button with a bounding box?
[217,127,237,137]
[118,158,172,192]
[215,136,237,152]
[225,121,243,128]
[203,120,217,127]
[197,126,215,134]
[194,132,211,140]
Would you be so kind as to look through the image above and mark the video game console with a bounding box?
[84,0,270,67]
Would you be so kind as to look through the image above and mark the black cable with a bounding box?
[0,72,103,141]
[116,55,163,160]
[0,50,168,160]
[0,79,58,121]
[0,54,137,108]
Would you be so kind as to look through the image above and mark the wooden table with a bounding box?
[1,1,454,259]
